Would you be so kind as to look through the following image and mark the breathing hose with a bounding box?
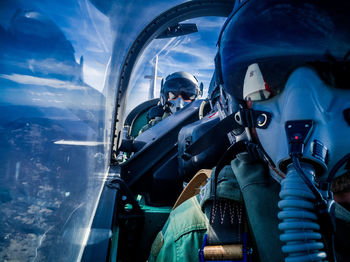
[278,162,327,262]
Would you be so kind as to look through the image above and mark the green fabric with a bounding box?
[149,166,244,262]
[130,110,148,138]
[138,111,171,135]
[149,156,350,262]
[149,160,283,262]
[148,196,208,262]
[199,166,241,207]
[231,158,283,262]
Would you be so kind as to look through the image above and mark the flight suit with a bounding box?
[149,159,283,262]
[148,165,241,262]
[139,111,171,135]
[149,158,350,262]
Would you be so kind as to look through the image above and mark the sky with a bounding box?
[0,0,226,112]
[37,0,113,92]
[0,0,112,93]
[0,1,113,261]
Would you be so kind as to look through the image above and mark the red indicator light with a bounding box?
[294,135,299,140]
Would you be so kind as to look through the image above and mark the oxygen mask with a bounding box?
[239,62,350,262]
[248,64,350,180]
[167,95,191,114]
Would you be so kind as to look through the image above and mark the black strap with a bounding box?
[240,108,271,129]
[210,141,247,201]
[182,109,271,160]
[204,200,245,245]
[203,141,250,247]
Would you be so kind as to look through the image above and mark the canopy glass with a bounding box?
[0,0,226,260]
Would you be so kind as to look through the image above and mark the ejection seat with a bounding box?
[123,98,160,139]
[119,99,203,206]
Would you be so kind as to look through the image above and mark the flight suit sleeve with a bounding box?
[148,196,208,262]
[148,219,174,262]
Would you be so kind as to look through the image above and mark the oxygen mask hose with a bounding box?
[278,162,327,262]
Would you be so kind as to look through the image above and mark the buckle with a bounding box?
[199,233,252,262]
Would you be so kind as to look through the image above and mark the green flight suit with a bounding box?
[149,158,350,262]
[148,196,208,262]
[139,111,171,135]
[148,161,269,262]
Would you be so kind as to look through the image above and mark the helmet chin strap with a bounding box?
[249,126,286,180]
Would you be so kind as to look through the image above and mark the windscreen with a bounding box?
[126,16,226,114]
[0,0,111,261]
[0,0,185,261]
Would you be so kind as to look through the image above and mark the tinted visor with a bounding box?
[162,78,198,100]
[220,0,350,100]
[167,91,196,100]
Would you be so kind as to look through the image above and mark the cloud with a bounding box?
[54,140,105,146]
[63,0,113,56]
[81,0,111,53]
[138,34,216,78]
[189,17,227,30]
[26,58,79,76]
[0,74,87,90]
[156,44,216,80]
[82,62,106,92]
[29,91,64,97]
[3,57,78,78]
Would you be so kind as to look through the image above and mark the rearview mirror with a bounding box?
[156,23,198,39]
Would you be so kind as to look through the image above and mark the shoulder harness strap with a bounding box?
[172,169,211,210]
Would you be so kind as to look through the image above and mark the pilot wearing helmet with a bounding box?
[149,1,350,262]
[139,71,201,134]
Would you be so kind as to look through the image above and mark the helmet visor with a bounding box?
[220,0,350,100]
[167,91,196,101]
[162,78,198,100]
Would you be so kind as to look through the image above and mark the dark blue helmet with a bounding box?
[160,71,200,106]
[218,0,350,101]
